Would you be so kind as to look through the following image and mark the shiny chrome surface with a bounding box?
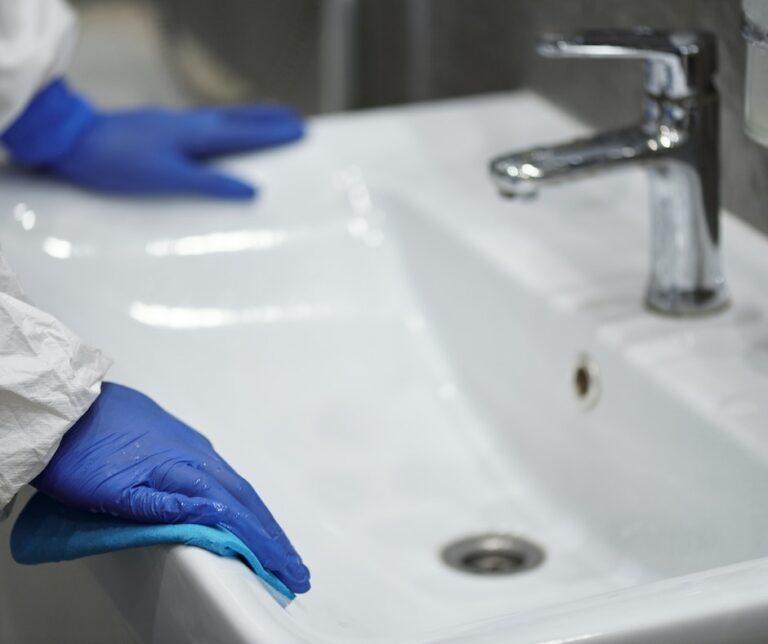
[491,28,728,316]
[441,534,546,576]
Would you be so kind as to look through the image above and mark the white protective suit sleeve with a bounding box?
[0,1,109,516]
[0,0,77,132]
[0,248,111,513]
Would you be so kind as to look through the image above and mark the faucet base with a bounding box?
[645,284,730,317]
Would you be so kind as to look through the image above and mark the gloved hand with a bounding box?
[32,382,310,593]
[1,80,304,199]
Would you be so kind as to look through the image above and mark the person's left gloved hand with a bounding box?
[32,382,310,594]
[1,79,304,199]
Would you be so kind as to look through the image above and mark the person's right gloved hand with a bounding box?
[1,79,304,199]
[32,382,310,594]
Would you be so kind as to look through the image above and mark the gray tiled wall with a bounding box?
[144,0,768,233]
[360,0,768,235]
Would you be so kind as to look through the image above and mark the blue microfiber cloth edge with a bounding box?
[10,492,294,601]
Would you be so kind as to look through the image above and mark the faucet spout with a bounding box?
[490,125,670,198]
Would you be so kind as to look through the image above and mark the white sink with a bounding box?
[2,92,768,643]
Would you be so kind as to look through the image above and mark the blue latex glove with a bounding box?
[32,382,310,594]
[1,79,304,199]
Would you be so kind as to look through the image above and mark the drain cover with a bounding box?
[441,533,545,576]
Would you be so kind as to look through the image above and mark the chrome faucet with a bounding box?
[490,29,728,316]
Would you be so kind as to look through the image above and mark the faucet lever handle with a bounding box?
[537,28,716,99]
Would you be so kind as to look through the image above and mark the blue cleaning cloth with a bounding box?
[11,492,294,601]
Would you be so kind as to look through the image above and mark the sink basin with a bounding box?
[2,92,768,643]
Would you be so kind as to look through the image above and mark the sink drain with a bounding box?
[441,533,545,576]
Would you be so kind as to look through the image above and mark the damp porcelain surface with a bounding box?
[2,92,768,643]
